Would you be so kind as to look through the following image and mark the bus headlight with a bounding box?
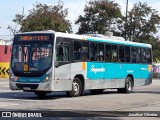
[10,75,14,81]
[43,73,52,82]
[9,72,19,82]
[10,75,18,82]
[45,76,50,81]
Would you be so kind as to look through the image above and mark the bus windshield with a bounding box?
[11,34,54,77]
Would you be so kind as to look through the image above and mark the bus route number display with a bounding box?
[19,35,50,41]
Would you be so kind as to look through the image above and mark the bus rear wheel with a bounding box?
[90,89,104,94]
[117,76,133,94]
[34,91,47,97]
[66,78,82,97]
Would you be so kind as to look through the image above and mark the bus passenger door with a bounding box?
[54,38,72,91]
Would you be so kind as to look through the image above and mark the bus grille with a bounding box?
[16,83,39,90]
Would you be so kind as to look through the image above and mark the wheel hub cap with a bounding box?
[73,82,79,94]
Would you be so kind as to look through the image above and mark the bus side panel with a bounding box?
[86,62,120,89]
[124,64,141,86]
[52,62,152,91]
[119,63,152,87]
[71,62,86,80]
[85,62,106,89]
[135,64,152,86]
[85,62,151,89]
[54,64,72,91]
[87,62,105,80]
[117,64,152,87]
[85,62,132,89]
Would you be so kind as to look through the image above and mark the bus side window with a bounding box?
[119,45,125,62]
[56,45,63,61]
[142,48,152,64]
[63,45,69,61]
[111,45,118,62]
[56,44,69,62]
[124,46,131,63]
[141,48,147,63]
[105,44,112,62]
[131,47,137,63]
[90,42,97,61]
[97,43,104,61]
[146,48,151,64]
[82,42,89,61]
[131,47,141,63]
[137,48,141,63]
[74,41,81,61]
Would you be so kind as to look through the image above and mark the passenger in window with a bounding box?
[112,57,117,62]
[112,50,117,62]
[97,51,104,61]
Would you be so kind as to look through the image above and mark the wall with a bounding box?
[0,45,12,78]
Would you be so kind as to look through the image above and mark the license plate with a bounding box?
[23,87,31,90]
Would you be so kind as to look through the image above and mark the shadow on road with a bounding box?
[0,90,119,100]
[133,90,160,94]
[0,91,70,100]
[2,89,160,100]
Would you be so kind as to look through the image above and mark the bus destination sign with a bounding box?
[19,35,50,41]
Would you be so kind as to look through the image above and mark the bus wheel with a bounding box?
[90,89,104,94]
[34,91,47,97]
[66,78,82,97]
[117,77,133,94]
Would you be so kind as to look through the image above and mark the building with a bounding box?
[0,39,12,78]
[0,39,12,45]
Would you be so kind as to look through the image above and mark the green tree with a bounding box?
[151,37,160,62]
[13,1,72,32]
[75,0,122,34]
[124,2,160,62]
[125,2,160,42]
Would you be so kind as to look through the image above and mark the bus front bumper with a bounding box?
[9,80,52,91]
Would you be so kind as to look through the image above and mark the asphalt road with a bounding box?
[0,78,160,120]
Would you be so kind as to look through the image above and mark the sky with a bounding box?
[0,0,160,40]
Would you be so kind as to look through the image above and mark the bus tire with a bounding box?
[90,89,104,94]
[66,78,82,97]
[34,91,47,97]
[117,77,133,93]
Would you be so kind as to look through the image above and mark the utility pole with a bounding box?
[125,0,128,41]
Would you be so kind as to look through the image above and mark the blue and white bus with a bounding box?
[9,30,152,97]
